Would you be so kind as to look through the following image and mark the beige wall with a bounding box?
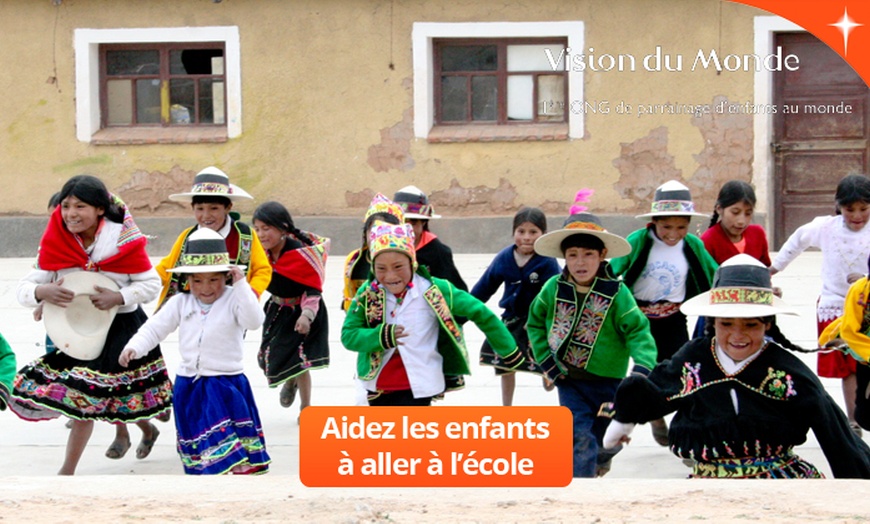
[0,0,766,220]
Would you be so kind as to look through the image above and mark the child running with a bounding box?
[471,207,560,406]
[527,213,657,477]
[342,220,525,406]
[0,332,16,410]
[771,174,870,435]
[604,255,870,478]
[120,228,270,475]
[253,201,330,418]
[609,180,717,446]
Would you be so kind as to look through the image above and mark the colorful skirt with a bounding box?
[9,308,172,422]
[258,296,329,387]
[479,316,542,375]
[691,452,823,478]
[174,374,270,475]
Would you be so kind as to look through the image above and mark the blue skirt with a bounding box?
[173,374,270,475]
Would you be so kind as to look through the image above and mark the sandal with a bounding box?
[136,424,160,460]
[156,409,171,423]
[105,437,131,460]
[279,379,298,408]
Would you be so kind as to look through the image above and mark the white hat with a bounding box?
[168,166,253,203]
[680,254,797,317]
[393,185,441,220]
[635,180,708,220]
[167,228,246,274]
[534,213,631,259]
[43,272,121,361]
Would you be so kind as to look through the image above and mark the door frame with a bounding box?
[752,16,804,247]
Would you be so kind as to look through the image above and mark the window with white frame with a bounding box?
[75,27,241,143]
[413,21,584,141]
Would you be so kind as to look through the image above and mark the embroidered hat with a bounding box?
[43,271,121,361]
[168,166,253,203]
[393,185,441,220]
[635,180,708,220]
[681,254,797,317]
[363,193,405,223]
[167,228,247,274]
[368,220,417,267]
[534,213,632,259]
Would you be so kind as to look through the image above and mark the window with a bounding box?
[412,22,584,142]
[75,27,241,144]
[102,43,226,127]
[435,39,567,125]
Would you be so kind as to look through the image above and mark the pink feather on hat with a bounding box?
[569,188,594,215]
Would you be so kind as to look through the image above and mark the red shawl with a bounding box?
[36,196,152,274]
[271,231,330,292]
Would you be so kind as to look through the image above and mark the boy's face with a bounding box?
[652,216,690,247]
[193,202,231,231]
[373,251,413,295]
[840,201,870,232]
[564,246,606,287]
[188,271,228,304]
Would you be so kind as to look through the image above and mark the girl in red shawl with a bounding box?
[253,202,330,420]
[11,175,172,475]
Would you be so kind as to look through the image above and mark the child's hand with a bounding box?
[394,325,409,345]
[36,279,74,306]
[118,348,137,368]
[772,286,783,298]
[90,285,124,310]
[847,273,864,285]
[32,303,44,322]
[228,266,245,283]
[295,314,312,335]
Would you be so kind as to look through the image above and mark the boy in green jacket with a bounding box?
[342,220,524,406]
[528,213,657,477]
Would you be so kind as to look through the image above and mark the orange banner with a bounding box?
[728,1,870,87]
[300,406,573,487]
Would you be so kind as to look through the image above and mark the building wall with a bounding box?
[0,0,767,239]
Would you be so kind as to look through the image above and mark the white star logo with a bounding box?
[829,7,863,55]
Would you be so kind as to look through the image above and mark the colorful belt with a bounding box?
[637,301,681,319]
[691,451,821,478]
[270,295,301,307]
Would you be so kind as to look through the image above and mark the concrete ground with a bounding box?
[1,251,869,521]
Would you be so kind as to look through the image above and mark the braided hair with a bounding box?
[253,201,314,246]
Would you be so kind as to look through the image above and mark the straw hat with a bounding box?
[168,166,253,203]
[167,228,246,274]
[534,213,631,259]
[393,185,441,220]
[43,272,121,361]
[635,180,708,220]
[680,254,797,317]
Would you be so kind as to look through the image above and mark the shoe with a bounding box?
[105,437,131,460]
[136,424,160,460]
[850,422,864,438]
[595,459,612,477]
[279,379,298,408]
[682,458,695,468]
[650,418,669,446]
[542,377,556,392]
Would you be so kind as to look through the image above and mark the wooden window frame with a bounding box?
[99,42,226,128]
[433,37,568,126]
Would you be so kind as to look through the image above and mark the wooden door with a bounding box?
[773,32,870,249]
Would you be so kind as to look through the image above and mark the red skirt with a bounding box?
[817,315,858,378]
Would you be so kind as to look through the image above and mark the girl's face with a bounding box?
[840,201,870,232]
[514,221,544,256]
[714,317,770,362]
[61,196,104,239]
[652,216,690,247]
[193,202,231,231]
[406,219,426,245]
[717,201,754,242]
[564,246,606,287]
[252,219,285,253]
[373,251,413,296]
[188,272,227,305]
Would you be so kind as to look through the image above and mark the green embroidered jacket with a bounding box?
[341,268,524,382]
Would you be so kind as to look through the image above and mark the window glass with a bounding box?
[135,78,162,124]
[441,76,468,121]
[107,50,160,75]
[471,76,498,121]
[507,44,564,72]
[441,45,497,72]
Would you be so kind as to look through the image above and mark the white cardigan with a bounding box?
[125,279,265,378]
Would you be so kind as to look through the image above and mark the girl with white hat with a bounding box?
[604,254,870,478]
[11,175,172,475]
[120,228,270,475]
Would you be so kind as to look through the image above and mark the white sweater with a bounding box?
[125,279,265,378]
[772,215,870,321]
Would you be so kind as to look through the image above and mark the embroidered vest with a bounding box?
[548,277,620,370]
